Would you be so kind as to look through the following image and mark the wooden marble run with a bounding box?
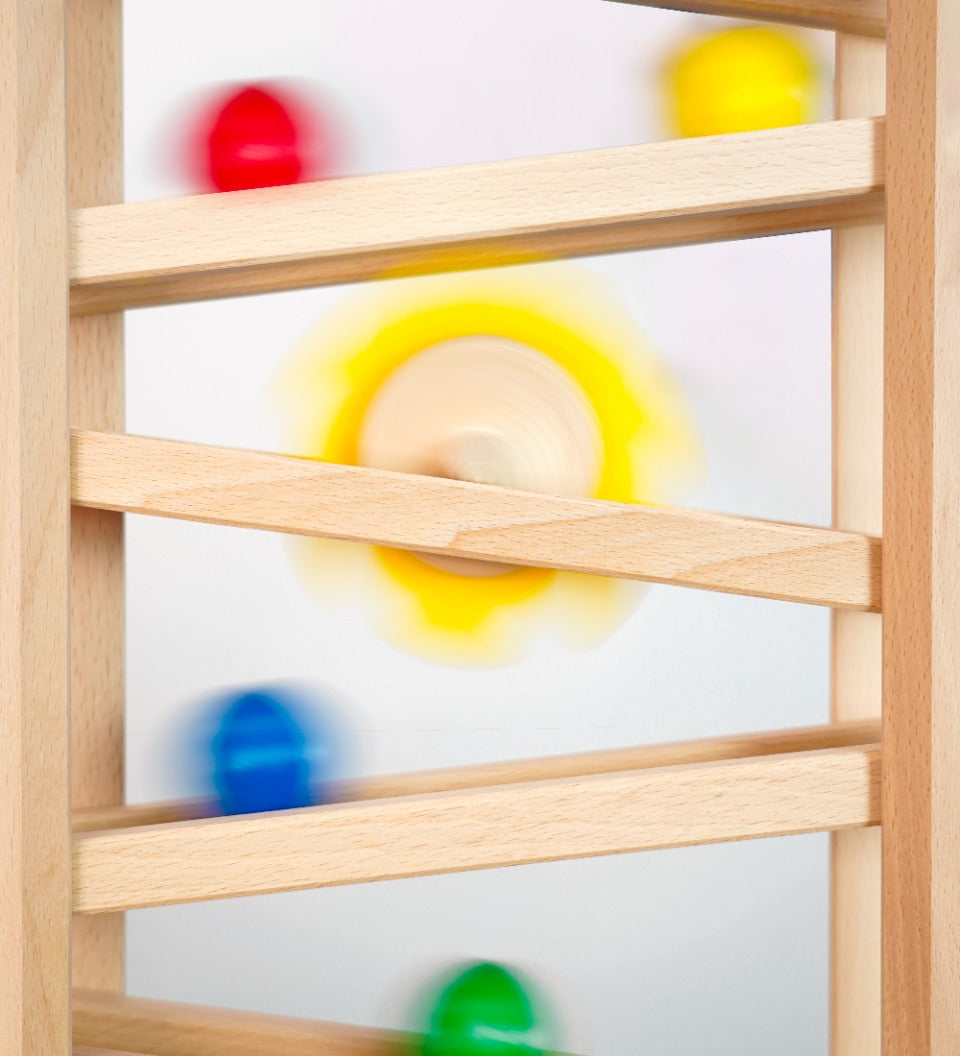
[1,0,956,1053]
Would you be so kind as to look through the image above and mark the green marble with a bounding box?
[419,961,553,1056]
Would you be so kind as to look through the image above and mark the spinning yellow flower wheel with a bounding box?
[274,267,700,664]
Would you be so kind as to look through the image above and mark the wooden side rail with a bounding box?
[74,989,419,1056]
[74,987,581,1056]
[75,1049,153,1056]
[73,720,880,834]
[73,732,880,914]
[606,0,885,36]
[70,119,883,314]
[71,431,882,610]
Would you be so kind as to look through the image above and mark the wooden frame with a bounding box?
[1,1,71,1054]
[1,0,956,1052]
[830,29,884,1056]
[882,0,960,1051]
[68,0,126,997]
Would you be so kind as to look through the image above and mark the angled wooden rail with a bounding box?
[70,118,883,314]
[71,431,881,610]
[75,1049,150,1056]
[74,989,419,1056]
[73,719,880,834]
[607,0,885,36]
[73,988,580,1056]
[73,724,880,914]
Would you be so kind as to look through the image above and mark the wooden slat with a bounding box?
[0,0,71,1051]
[71,196,882,316]
[73,720,880,834]
[606,0,885,36]
[75,1048,151,1056]
[71,431,881,610]
[882,0,960,1051]
[74,991,418,1056]
[73,989,576,1056]
[67,0,126,995]
[829,33,884,1056]
[73,742,879,914]
[70,119,884,315]
[72,990,580,1056]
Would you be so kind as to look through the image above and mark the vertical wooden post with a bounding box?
[831,33,884,1056]
[883,0,960,1051]
[0,0,71,1050]
[68,0,126,993]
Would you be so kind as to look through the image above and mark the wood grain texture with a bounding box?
[830,32,884,1056]
[71,431,881,610]
[72,990,578,1056]
[69,119,884,314]
[606,0,885,35]
[882,0,960,1051]
[73,989,577,1056]
[67,0,126,995]
[0,0,71,1050]
[73,720,880,833]
[73,743,879,914]
[70,196,882,316]
[74,990,419,1056]
[74,1049,151,1056]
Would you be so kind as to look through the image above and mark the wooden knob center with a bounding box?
[357,335,603,577]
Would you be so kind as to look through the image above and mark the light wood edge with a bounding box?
[74,990,416,1056]
[605,0,885,36]
[71,431,882,611]
[70,119,884,314]
[68,0,126,995]
[829,33,884,1056]
[73,987,580,1056]
[70,195,884,316]
[0,0,71,1051]
[75,1048,152,1056]
[73,743,880,914]
[73,719,880,833]
[882,0,960,1051]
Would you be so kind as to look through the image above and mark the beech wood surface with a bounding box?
[72,719,880,833]
[607,0,885,36]
[830,31,885,1056]
[68,0,126,994]
[882,0,960,1051]
[0,0,72,1051]
[70,120,883,314]
[71,431,882,610]
[73,742,879,914]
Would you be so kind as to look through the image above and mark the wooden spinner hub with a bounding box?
[357,334,605,576]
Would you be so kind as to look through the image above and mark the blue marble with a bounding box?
[208,687,334,815]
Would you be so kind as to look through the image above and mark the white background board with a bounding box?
[122,3,835,1052]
